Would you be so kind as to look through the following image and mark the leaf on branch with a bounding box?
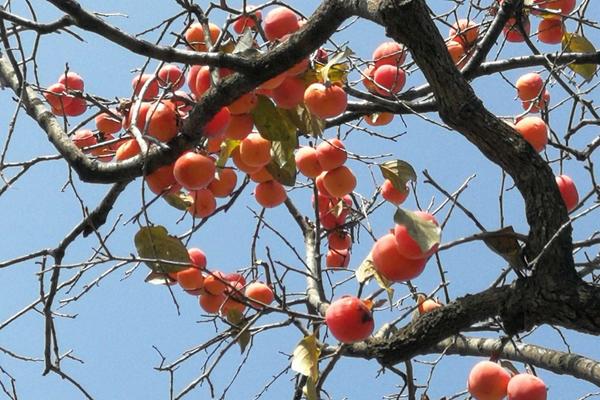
[355,254,394,304]
[291,334,320,381]
[483,226,525,269]
[316,47,353,84]
[379,160,417,195]
[227,309,251,353]
[134,226,190,273]
[163,191,194,211]
[265,130,298,187]
[393,208,441,254]
[216,139,240,169]
[303,377,318,400]
[144,271,177,286]
[251,95,297,141]
[562,32,597,81]
[282,104,325,137]
[232,29,261,58]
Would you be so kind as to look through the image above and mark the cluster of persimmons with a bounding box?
[41,3,580,396]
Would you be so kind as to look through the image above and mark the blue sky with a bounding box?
[1,0,599,399]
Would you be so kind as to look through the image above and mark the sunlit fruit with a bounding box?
[72,129,96,149]
[380,179,409,205]
[132,73,159,100]
[322,166,356,197]
[537,18,564,44]
[228,92,258,115]
[507,373,547,400]
[504,17,531,42]
[249,167,274,183]
[254,180,287,208]
[328,231,352,251]
[231,146,262,174]
[372,41,406,68]
[295,146,323,179]
[240,133,272,167]
[263,6,300,42]
[147,101,179,142]
[325,296,374,343]
[467,361,511,400]
[58,71,84,91]
[176,267,204,291]
[62,97,87,116]
[304,83,348,119]
[555,174,579,212]
[326,248,350,269]
[185,22,221,52]
[371,233,427,282]
[188,247,207,269]
[146,164,180,195]
[316,138,347,171]
[522,89,550,113]
[245,281,274,308]
[233,8,262,34]
[204,271,228,295]
[516,72,544,101]
[272,76,305,109]
[44,83,72,110]
[173,152,216,190]
[188,188,217,218]
[514,116,548,152]
[207,168,237,198]
[364,112,394,126]
[157,64,184,90]
[373,65,406,97]
[225,113,254,140]
[114,138,141,161]
[95,110,122,134]
[418,298,442,314]
[199,292,226,313]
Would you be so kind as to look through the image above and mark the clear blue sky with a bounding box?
[1,0,599,399]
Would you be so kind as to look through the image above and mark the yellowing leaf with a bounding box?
[163,191,194,211]
[216,139,240,169]
[379,160,417,195]
[303,377,318,400]
[316,47,353,84]
[291,334,320,381]
[355,254,394,304]
[562,32,597,81]
[134,226,190,273]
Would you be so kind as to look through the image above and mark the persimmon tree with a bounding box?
[0,0,599,398]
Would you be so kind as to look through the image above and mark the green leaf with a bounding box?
[134,226,190,273]
[281,104,325,138]
[355,254,394,304]
[291,334,320,381]
[265,135,297,187]
[393,208,441,254]
[483,226,526,269]
[379,160,417,195]
[318,47,353,84]
[251,96,297,141]
[163,191,194,211]
[216,139,240,169]
[562,32,597,81]
[227,309,251,353]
